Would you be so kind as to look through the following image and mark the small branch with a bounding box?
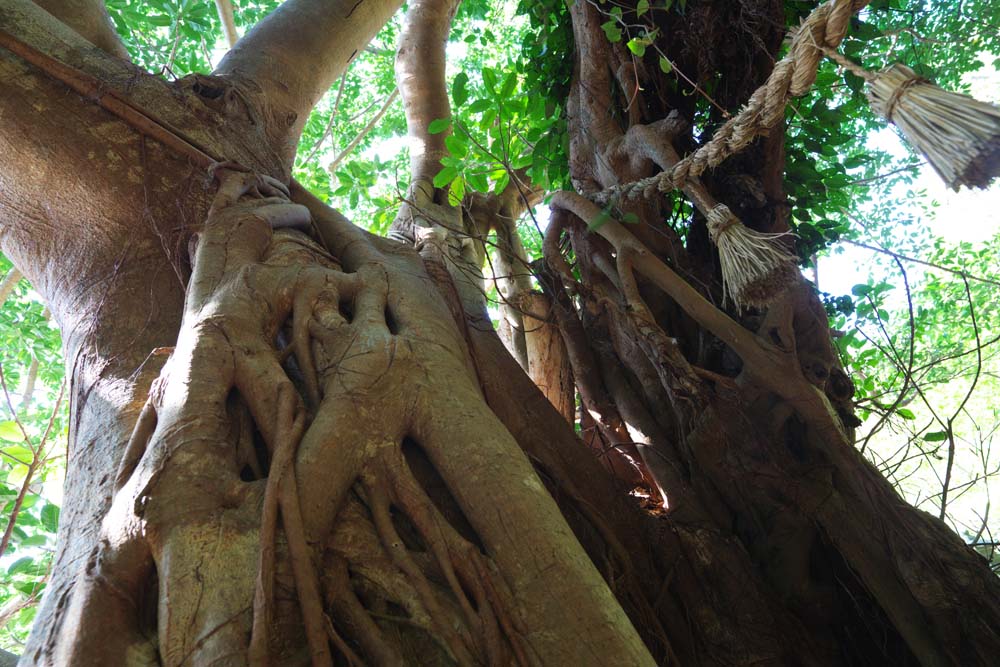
[328,89,400,172]
[859,257,915,454]
[0,268,21,305]
[0,370,63,559]
[843,238,1000,288]
[0,459,39,558]
[213,0,239,48]
[0,576,46,627]
[302,75,349,165]
[940,275,983,521]
[0,361,33,446]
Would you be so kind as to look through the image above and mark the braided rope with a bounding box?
[593,0,870,206]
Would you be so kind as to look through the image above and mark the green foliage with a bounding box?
[0,259,66,651]
[830,216,1000,545]
[426,0,573,201]
[783,0,1000,259]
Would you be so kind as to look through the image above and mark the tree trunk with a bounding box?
[2,0,1000,665]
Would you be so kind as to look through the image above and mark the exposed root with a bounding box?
[324,552,406,666]
[363,470,478,664]
[250,386,314,665]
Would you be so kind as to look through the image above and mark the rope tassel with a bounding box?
[706,205,799,310]
[827,50,1000,191]
[867,64,1000,190]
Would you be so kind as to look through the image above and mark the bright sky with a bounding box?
[819,59,1000,296]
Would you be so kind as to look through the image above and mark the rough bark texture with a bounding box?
[3,0,1000,665]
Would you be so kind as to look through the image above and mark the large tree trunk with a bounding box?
[2,1,652,664]
[2,0,1000,665]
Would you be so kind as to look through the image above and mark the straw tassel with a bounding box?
[706,205,799,310]
[825,49,1000,191]
[867,64,1000,190]
[643,135,801,310]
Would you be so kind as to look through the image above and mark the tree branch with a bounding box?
[34,0,129,59]
[395,0,461,186]
[328,89,399,172]
[214,0,404,160]
[213,0,239,48]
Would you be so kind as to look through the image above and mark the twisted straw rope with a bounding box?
[594,0,870,205]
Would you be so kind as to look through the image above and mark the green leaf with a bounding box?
[444,134,468,159]
[467,99,492,114]
[500,72,518,98]
[637,0,650,16]
[8,556,34,575]
[601,21,622,43]
[20,534,48,547]
[659,57,673,74]
[467,172,490,192]
[626,39,646,57]
[482,67,498,92]
[622,212,640,224]
[924,431,948,442]
[432,166,458,189]
[14,580,45,597]
[896,408,915,420]
[428,117,451,134]
[493,170,510,194]
[851,284,872,297]
[447,176,466,207]
[588,207,614,231]
[41,503,59,533]
[2,444,33,462]
[0,420,22,442]
[452,72,470,108]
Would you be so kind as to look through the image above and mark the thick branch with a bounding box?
[548,191,847,447]
[214,0,403,161]
[34,0,129,59]
[396,0,460,184]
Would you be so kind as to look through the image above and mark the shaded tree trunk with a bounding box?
[2,0,1000,665]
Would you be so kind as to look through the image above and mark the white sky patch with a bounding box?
[818,57,1000,296]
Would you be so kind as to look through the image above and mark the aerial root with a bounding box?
[291,279,325,407]
[114,370,172,492]
[323,613,365,667]
[284,266,360,409]
[380,446,529,664]
[250,385,331,667]
[362,471,478,664]
[233,400,265,480]
[324,551,406,666]
[354,443,533,666]
[115,397,158,491]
